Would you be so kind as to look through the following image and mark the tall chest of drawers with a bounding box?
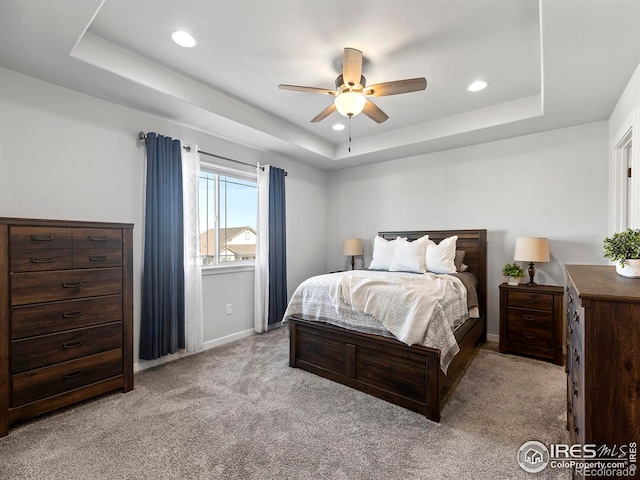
[565,265,640,455]
[0,218,133,437]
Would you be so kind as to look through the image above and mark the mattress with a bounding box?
[283,269,480,372]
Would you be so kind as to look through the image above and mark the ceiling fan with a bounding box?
[278,47,427,124]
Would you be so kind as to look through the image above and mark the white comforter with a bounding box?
[284,270,469,372]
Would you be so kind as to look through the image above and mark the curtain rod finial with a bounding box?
[138,132,147,142]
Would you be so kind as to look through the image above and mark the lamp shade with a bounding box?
[514,237,550,262]
[335,92,366,117]
[343,238,363,256]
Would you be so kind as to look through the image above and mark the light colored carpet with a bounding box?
[0,328,569,479]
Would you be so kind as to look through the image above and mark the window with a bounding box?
[198,165,258,266]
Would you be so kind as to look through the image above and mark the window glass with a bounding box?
[198,168,257,266]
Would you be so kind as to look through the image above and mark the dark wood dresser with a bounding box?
[565,265,640,457]
[499,283,564,365]
[0,218,134,437]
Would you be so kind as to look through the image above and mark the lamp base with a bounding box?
[526,262,537,285]
[351,255,355,270]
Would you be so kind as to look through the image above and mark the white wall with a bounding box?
[0,67,329,368]
[327,122,610,338]
[609,60,640,232]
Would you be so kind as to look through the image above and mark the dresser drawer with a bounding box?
[507,291,553,311]
[11,348,123,407]
[11,322,122,373]
[507,325,553,349]
[73,228,122,250]
[11,295,123,339]
[72,248,122,269]
[11,268,122,306]
[10,226,72,250]
[10,248,73,272]
[507,308,553,331]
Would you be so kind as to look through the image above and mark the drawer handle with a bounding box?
[63,370,84,380]
[522,315,536,322]
[522,332,536,339]
[89,255,108,262]
[31,234,53,241]
[62,281,83,288]
[63,340,83,349]
[88,235,108,242]
[63,310,83,318]
[31,257,54,264]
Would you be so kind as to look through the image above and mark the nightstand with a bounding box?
[499,283,564,365]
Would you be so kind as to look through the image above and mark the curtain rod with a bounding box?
[138,132,287,176]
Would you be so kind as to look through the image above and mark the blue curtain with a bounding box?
[268,167,287,325]
[140,132,185,360]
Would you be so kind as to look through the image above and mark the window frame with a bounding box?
[198,161,258,274]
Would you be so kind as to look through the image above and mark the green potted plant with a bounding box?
[502,262,524,285]
[603,228,640,278]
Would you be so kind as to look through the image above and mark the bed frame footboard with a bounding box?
[289,315,485,422]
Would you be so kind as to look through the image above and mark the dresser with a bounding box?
[499,283,564,365]
[565,265,640,456]
[0,218,133,437]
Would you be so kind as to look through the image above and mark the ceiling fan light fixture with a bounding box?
[335,91,366,117]
[172,31,196,48]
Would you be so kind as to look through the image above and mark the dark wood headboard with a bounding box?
[379,229,487,317]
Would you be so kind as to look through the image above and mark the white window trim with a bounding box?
[199,161,257,275]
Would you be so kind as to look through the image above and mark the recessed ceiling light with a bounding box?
[332,123,345,131]
[468,80,488,92]
[172,31,196,48]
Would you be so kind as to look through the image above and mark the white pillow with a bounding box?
[369,236,404,270]
[389,235,430,273]
[426,236,458,274]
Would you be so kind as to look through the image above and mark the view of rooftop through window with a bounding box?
[198,170,257,265]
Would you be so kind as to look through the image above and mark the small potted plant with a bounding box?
[502,262,524,285]
[603,228,640,278]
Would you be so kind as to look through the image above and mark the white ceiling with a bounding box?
[1,0,640,170]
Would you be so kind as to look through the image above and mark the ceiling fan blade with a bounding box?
[365,78,427,96]
[278,84,336,95]
[342,48,363,86]
[362,100,389,123]
[311,103,337,123]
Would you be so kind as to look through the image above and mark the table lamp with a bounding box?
[343,238,363,270]
[514,237,550,286]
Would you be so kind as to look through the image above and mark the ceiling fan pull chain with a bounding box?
[348,114,352,153]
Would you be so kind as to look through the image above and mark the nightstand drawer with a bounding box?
[507,308,553,330]
[507,326,553,348]
[507,291,553,311]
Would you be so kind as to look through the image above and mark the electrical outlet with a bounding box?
[226,304,232,315]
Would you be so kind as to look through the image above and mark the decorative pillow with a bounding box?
[426,235,458,274]
[369,236,405,270]
[389,235,430,273]
[454,250,466,272]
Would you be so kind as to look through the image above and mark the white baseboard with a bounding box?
[134,328,256,373]
[486,333,499,343]
[202,328,255,351]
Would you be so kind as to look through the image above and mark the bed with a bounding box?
[285,229,487,422]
